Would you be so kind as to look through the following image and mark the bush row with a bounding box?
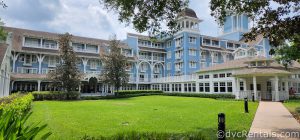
[81,131,205,140]
[31,91,80,101]
[0,93,34,115]
[81,92,235,100]
[115,90,163,95]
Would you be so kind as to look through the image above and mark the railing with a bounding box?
[151,74,197,83]
[239,90,252,99]
[85,71,101,75]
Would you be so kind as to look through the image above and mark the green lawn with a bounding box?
[284,100,300,122]
[28,96,258,139]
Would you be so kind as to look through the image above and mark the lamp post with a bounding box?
[244,97,249,113]
[218,113,225,140]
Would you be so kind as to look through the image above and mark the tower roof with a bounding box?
[179,8,198,18]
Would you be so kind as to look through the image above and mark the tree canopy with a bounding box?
[210,0,300,48]
[99,0,188,35]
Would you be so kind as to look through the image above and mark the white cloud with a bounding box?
[0,0,221,40]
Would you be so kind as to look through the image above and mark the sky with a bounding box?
[0,0,220,40]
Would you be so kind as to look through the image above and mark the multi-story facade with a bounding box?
[1,8,299,100]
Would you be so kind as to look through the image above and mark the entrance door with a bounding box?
[265,81,272,100]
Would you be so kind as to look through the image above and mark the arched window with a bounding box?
[190,22,194,29]
[186,21,189,28]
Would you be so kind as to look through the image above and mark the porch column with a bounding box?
[210,51,214,66]
[285,81,289,100]
[234,77,241,99]
[274,76,279,101]
[196,82,199,93]
[159,84,162,91]
[244,79,247,91]
[82,58,88,74]
[181,83,184,93]
[37,55,45,74]
[232,77,238,99]
[37,80,41,91]
[253,76,257,100]
[169,83,173,92]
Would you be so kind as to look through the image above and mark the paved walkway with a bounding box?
[247,101,300,140]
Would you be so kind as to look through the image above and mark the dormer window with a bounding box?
[227,43,234,48]
[203,39,211,45]
[212,40,219,46]
[235,44,241,48]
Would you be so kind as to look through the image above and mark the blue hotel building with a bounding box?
[3,7,296,101]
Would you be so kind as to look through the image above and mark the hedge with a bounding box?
[81,131,204,140]
[31,91,80,101]
[115,90,163,95]
[81,92,235,100]
[0,93,34,115]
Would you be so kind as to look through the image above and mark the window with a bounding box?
[73,43,85,52]
[24,37,40,47]
[227,43,234,48]
[220,82,226,92]
[219,73,226,78]
[201,62,206,68]
[192,83,196,92]
[240,82,244,91]
[167,51,171,59]
[140,63,148,72]
[203,39,211,45]
[212,40,219,46]
[201,51,206,60]
[213,74,218,78]
[189,36,196,44]
[23,54,36,65]
[166,41,172,48]
[90,60,98,69]
[227,82,232,92]
[189,49,197,56]
[189,61,197,68]
[167,63,171,70]
[205,75,210,79]
[227,73,232,77]
[199,75,204,79]
[205,83,210,92]
[43,39,57,49]
[48,56,59,67]
[214,82,219,92]
[235,44,241,48]
[199,83,204,92]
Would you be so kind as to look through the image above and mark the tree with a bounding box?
[273,35,300,68]
[0,1,7,41]
[100,35,129,95]
[48,33,82,96]
[99,0,188,35]
[210,0,299,48]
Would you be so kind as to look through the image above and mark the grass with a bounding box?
[27,96,258,140]
[284,100,300,123]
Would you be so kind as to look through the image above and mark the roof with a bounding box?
[179,8,198,18]
[0,43,8,67]
[240,34,264,46]
[3,26,110,51]
[233,68,291,76]
[198,56,300,75]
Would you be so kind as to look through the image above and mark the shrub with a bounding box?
[0,110,51,140]
[115,90,163,95]
[81,131,205,140]
[0,93,34,115]
[0,94,51,139]
[162,92,236,99]
[81,92,235,100]
[31,91,80,101]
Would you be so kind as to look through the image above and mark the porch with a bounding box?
[234,74,290,101]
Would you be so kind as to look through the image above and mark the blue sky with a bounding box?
[0,0,220,40]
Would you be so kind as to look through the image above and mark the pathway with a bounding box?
[247,101,300,140]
